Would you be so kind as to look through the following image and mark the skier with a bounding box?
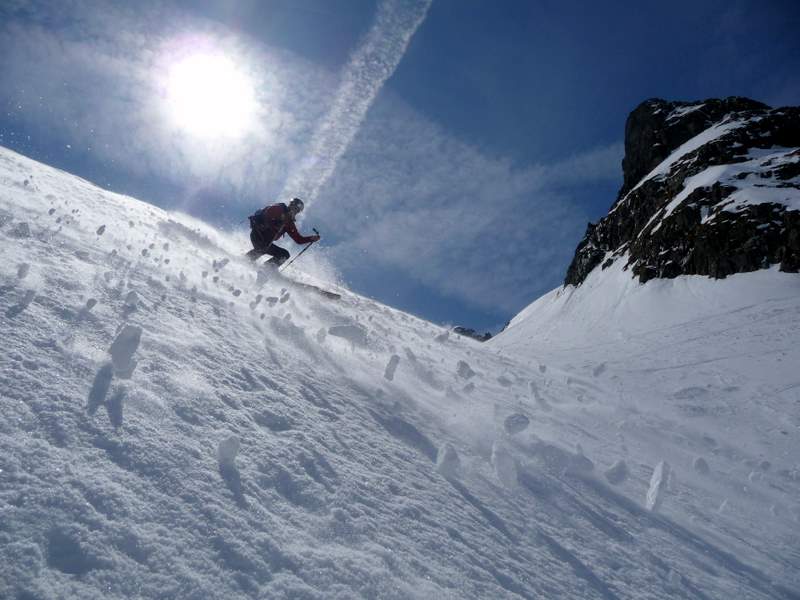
[246,197,320,267]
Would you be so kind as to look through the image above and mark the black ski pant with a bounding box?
[246,229,290,266]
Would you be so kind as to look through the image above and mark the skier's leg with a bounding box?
[264,244,290,267]
[247,230,269,261]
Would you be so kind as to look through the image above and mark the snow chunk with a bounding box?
[529,381,551,411]
[218,435,240,468]
[491,442,517,487]
[646,461,671,512]
[124,290,139,310]
[456,360,475,379]
[328,324,368,346]
[604,460,629,485]
[503,413,530,435]
[384,354,400,381]
[569,444,595,474]
[109,324,142,378]
[667,569,682,588]
[592,363,606,377]
[692,457,710,475]
[497,375,513,387]
[9,221,31,238]
[435,442,461,479]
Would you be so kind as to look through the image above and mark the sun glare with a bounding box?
[165,53,258,139]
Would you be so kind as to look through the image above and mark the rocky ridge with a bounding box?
[565,97,800,285]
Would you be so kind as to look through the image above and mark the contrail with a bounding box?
[281,0,432,204]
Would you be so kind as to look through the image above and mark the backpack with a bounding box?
[249,204,288,231]
[248,208,266,229]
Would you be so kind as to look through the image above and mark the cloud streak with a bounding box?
[0,1,622,323]
[280,0,432,204]
[0,1,337,209]
[313,94,623,314]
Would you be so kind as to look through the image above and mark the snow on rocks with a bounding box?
[646,461,671,512]
[491,441,518,487]
[503,413,530,435]
[435,442,461,479]
[109,324,142,377]
[384,354,401,381]
[604,459,629,485]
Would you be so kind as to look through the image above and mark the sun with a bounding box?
[164,52,258,139]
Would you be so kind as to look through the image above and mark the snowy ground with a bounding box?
[1,145,798,599]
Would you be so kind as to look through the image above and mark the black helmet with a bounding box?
[289,197,304,213]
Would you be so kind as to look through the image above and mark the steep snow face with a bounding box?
[494,258,800,592]
[1,145,799,600]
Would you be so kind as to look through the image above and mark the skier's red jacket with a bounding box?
[256,203,315,244]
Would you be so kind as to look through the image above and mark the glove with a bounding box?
[311,234,321,242]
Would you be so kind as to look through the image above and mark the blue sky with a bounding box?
[1,0,799,331]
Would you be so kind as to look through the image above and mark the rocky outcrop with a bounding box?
[452,326,492,342]
[618,97,768,198]
[565,97,800,286]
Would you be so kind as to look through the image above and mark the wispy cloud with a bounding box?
[280,0,432,204]
[0,1,623,319]
[0,1,334,206]
[313,95,622,314]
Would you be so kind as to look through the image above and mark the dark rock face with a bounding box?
[565,97,800,286]
[452,326,492,342]
[618,97,768,199]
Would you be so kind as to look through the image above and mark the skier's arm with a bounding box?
[285,220,318,244]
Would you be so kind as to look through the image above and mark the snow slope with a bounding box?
[494,257,800,594]
[1,145,799,599]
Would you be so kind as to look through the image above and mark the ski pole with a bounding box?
[279,228,319,272]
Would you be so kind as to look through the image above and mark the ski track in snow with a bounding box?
[1,145,799,599]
